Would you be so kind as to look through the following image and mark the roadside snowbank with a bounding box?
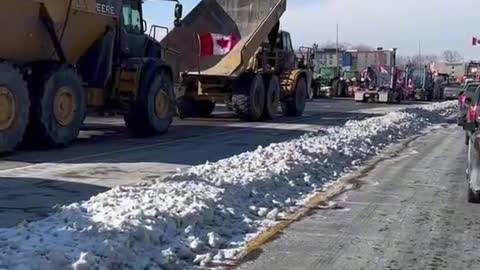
[0,101,456,270]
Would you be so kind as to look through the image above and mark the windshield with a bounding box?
[447,82,462,88]
[411,69,425,88]
[343,71,357,79]
[122,2,142,33]
[466,84,480,94]
[320,68,336,78]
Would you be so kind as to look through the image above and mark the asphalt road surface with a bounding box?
[238,125,479,270]
[0,99,424,228]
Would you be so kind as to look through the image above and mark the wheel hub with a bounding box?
[154,90,169,119]
[0,86,15,131]
[54,87,76,126]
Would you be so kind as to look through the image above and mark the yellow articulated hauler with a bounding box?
[0,0,182,152]
[163,0,311,121]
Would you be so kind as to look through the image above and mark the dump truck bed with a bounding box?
[0,0,118,64]
[161,0,286,78]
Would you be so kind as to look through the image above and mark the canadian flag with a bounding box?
[377,64,388,74]
[473,37,480,46]
[197,33,238,56]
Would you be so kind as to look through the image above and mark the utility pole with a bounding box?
[418,40,422,66]
[336,22,340,74]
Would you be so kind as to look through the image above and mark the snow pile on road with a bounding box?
[0,101,456,270]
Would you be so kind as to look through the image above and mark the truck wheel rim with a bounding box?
[54,87,76,126]
[155,90,169,119]
[0,87,15,130]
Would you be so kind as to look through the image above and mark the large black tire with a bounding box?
[177,98,215,118]
[389,90,401,104]
[25,65,86,148]
[312,84,321,99]
[282,77,307,117]
[396,90,402,103]
[224,95,234,111]
[176,96,196,119]
[232,74,265,121]
[196,100,216,117]
[468,185,480,203]
[0,63,30,153]
[262,75,281,120]
[427,90,434,102]
[125,68,173,137]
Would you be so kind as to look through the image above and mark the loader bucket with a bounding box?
[161,0,286,77]
[0,0,119,64]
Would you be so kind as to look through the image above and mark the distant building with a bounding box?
[310,46,396,72]
[313,48,344,68]
[345,48,396,71]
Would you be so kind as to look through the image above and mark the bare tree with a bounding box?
[423,54,439,64]
[410,54,438,67]
[442,50,462,63]
[396,55,412,68]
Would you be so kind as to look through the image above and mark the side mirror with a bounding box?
[142,19,147,33]
[174,19,182,27]
[175,3,183,20]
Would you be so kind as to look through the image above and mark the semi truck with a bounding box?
[162,0,311,121]
[0,0,181,153]
[354,49,402,103]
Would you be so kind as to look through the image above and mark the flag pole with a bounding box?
[195,33,201,75]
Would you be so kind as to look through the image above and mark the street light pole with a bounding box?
[336,23,340,72]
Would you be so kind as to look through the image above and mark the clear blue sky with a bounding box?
[144,0,480,60]
[143,0,197,30]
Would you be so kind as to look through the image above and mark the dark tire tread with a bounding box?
[125,69,174,137]
[232,74,265,121]
[196,100,216,117]
[262,75,281,120]
[25,65,85,148]
[468,185,480,203]
[0,63,30,152]
[283,76,307,117]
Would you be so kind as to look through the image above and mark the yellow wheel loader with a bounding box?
[0,0,181,152]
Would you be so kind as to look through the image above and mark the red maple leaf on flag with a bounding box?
[216,38,230,49]
[198,33,238,56]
